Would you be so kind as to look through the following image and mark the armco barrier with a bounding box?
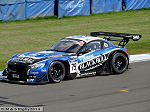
[26,0,54,19]
[0,0,25,21]
[58,0,90,18]
[91,0,122,14]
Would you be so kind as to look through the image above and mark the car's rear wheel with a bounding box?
[110,53,128,74]
[48,61,65,83]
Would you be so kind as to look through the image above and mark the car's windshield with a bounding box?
[49,39,85,53]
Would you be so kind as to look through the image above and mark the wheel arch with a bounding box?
[108,50,129,61]
[60,60,70,75]
[51,60,78,79]
[105,49,129,73]
[48,60,67,83]
[49,59,70,75]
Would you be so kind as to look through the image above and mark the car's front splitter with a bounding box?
[0,76,49,85]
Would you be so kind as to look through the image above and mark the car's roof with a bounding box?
[65,35,104,43]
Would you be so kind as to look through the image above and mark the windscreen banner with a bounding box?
[58,0,90,18]
[125,0,150,10]
[91,0,122,14]
[0,0,25,21]
[26,0,55,19]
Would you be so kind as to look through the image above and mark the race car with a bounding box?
[2,32,141,83]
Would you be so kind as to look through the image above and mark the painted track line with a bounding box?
[130,53,150,63]
[0,53,150,77]
[0,71,3,79]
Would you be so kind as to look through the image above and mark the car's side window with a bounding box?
[87,41,102,51]
[79,41,102,54]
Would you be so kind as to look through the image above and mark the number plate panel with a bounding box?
[12,74,20,78]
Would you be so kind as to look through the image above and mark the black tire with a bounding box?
[110,53,128,74]
[48,61,65,83]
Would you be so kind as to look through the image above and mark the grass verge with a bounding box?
[0,9,150,70]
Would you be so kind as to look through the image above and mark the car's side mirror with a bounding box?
[79,51,87,55]
[78,48,92,55]
[86,48,92,52]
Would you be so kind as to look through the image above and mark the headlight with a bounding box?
[29,63,45,69]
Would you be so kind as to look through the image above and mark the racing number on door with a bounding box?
[72,63,76,71]
[70,62,78,73]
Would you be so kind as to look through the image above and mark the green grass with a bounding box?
[0,9,150,70]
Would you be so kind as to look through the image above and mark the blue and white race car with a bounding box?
[2,32,141,83]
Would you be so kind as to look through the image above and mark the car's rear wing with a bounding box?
[91,31,142,47]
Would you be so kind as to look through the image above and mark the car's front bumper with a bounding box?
[0,72,7,80]
[0,77,49,85]
[0,71,49,84]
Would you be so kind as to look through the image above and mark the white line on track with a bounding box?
[129,53,150,63]
[0,71,3,79]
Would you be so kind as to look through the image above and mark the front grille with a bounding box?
[8,63,28,73]
[7,62,29,81]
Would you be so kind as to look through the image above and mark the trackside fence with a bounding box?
[0,0,150,21]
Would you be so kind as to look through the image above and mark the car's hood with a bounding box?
[20,50,72,58]
[9,51,75,64]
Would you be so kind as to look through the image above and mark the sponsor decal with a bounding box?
[79,54,108,71]
[37,51,52,54]
[41,69,46,72]
[10,55,35,63]
[67,0,84,13]
[27,79,35,82]
[9,54,48,64]
[133,35,140,40]
[81,72,96,76]
[104,42,109,48]
[18,54,40,59]
[28,75,36,79]
[30,71,39,75]
[69,56,77,59]
[77,41,84,46]
[79,54,95,62]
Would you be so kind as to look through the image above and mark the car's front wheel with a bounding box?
[48,61,65,83]
[110,53,128,74]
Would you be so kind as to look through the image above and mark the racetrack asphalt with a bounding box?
[0,61,150,112]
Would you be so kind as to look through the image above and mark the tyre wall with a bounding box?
[0,0,54,21]
[0,0,150,21]
[125,0,150,10]
[91,0,122,14]
[26,0,54,19]
[0,0,25,21]
[58,0,90,18]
